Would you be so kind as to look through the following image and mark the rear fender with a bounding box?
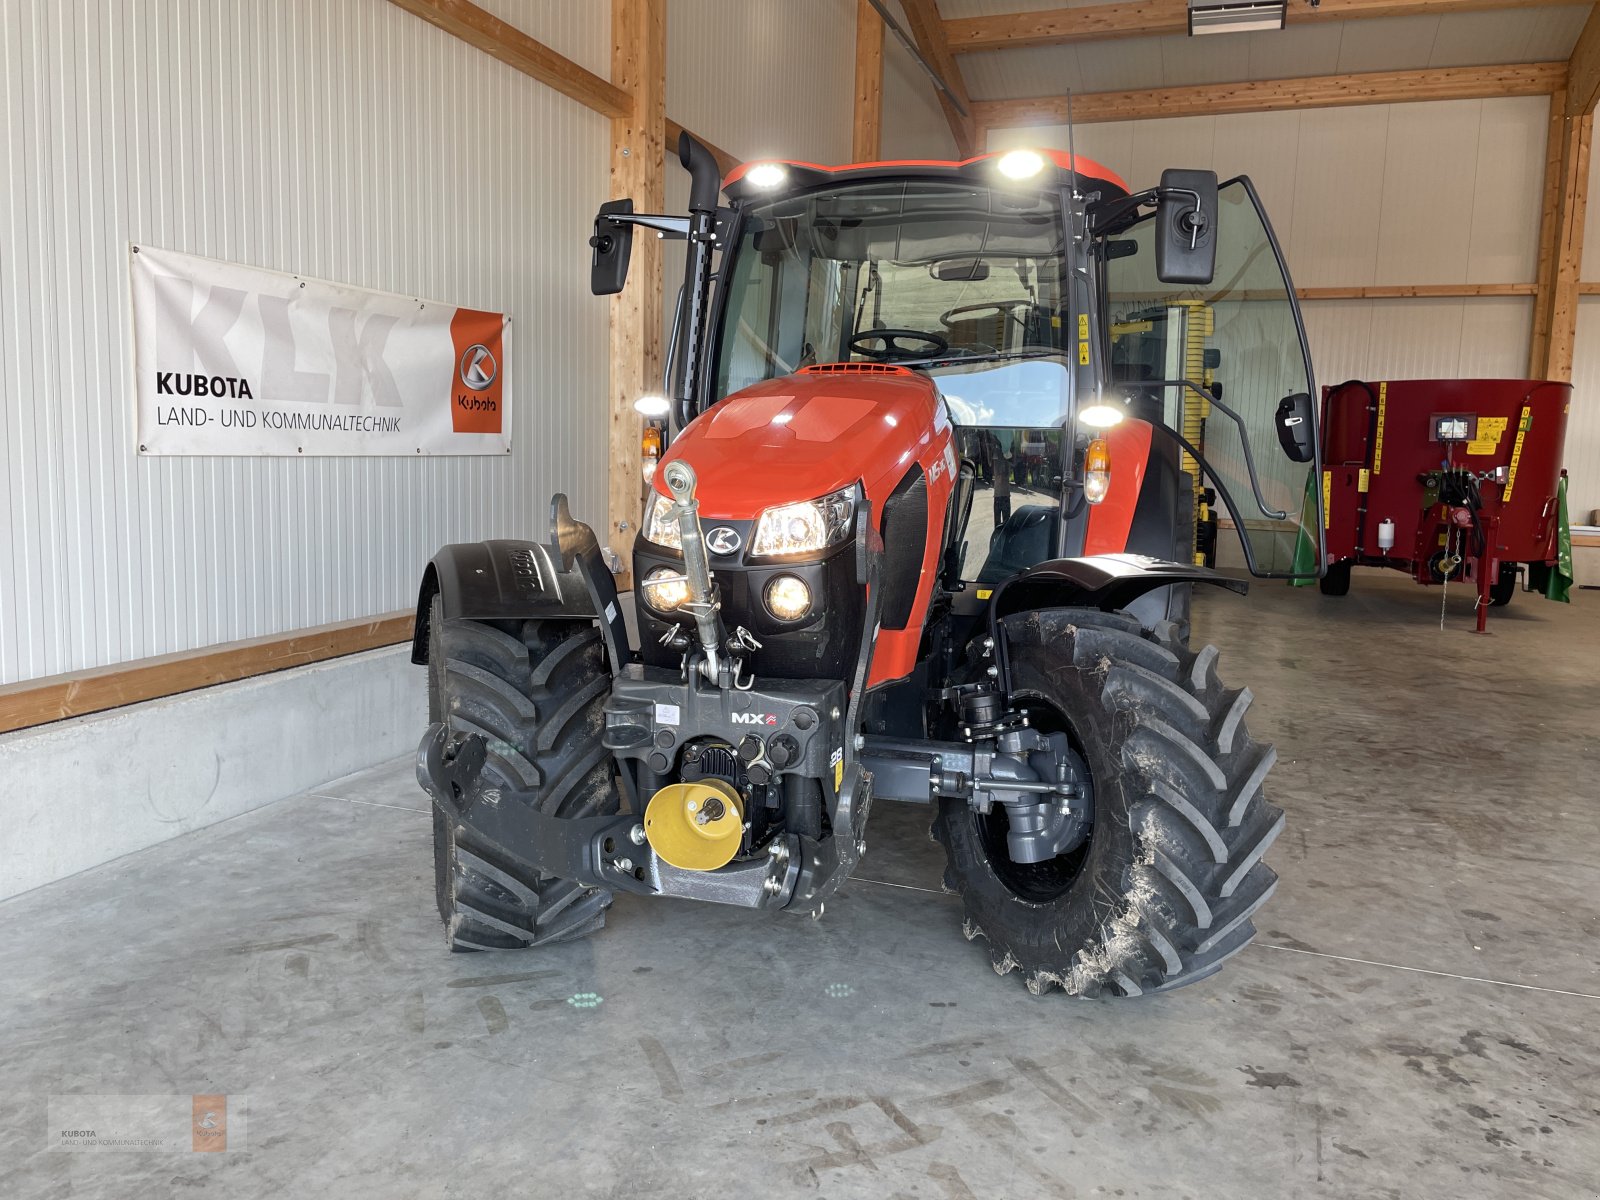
[411,494,631,668]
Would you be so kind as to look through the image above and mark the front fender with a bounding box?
[411,495,631,668]
[989,553,1246,622]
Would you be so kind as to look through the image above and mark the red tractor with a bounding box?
[413,137,1324,997]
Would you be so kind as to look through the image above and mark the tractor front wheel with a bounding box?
[931,608,1284,997]
[426,597,618,952]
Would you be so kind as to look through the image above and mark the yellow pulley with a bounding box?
[643,779,745,871]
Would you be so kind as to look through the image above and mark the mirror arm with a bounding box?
[602,213,691,239]
[1132,379,1288,521]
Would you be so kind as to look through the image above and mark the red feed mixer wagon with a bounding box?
[1318,378,1571,630]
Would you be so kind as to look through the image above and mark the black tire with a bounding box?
[426,596,618,952]
[931,608,1283,997]
[1490,563,1519,607]
[1319,562,1351,596]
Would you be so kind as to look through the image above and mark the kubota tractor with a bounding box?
[413,136,1324,997]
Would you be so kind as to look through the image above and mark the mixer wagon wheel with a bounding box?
[1318,563,1351,596]
[932,608,1284,997]
[426,596,618,952]
[1489,564,1519,607]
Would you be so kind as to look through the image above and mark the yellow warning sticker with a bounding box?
[1503,405,1533,502]
[976,588,993,600]
[1465,439,1497,456]
[1358,468,1370,493]
[1078,342,1090,365]
[1051,315,1061,328]
[1078,314,1090,339]
[1476,416,1509,443]
[1322,470,1331,529]
[834,757,844,792]
[1373,382,1387,474]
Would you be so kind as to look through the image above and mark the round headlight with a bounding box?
[764,574,812,622]
[642,566,690,612]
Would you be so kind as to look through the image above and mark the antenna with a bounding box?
[1065,88,1080,202]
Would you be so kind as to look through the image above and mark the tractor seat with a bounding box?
[977,505,1059,584]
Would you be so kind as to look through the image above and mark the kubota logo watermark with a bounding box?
[459,344,497,391]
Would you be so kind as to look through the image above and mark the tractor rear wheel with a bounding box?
[931,608,1283,997]
[426,597,618,952]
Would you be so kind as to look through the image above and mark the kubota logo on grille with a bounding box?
[705,526,742,555]
[459,344,497,391]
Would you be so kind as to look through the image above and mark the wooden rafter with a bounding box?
[898,0,978,157]
[853,0,885,162]
[386,0,630,116]
[946,0,1587,54]
[973,62,1566,128]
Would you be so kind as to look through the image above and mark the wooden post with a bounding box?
[1530,88,1569,377]
[608,0,666,589]
[1530,101,1593,382]
[853,0,884,162]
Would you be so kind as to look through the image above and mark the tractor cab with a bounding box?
[619,145,1324,606]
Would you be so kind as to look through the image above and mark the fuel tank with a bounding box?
[653,364,957,686]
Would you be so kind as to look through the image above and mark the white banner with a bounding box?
[131,245,510,455]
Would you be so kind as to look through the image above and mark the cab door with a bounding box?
[1103,177,1323,579]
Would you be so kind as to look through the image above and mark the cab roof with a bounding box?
[722,150,1130,203]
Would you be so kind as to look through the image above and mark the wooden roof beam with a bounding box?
[973,62,1567,128]
[897,0,978,157]
[947,0,1589,54]
[1567,4,1600,115]
[386,0,631,117]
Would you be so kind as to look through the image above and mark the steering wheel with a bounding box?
[939,300,1035,329]
[849,328,950,363]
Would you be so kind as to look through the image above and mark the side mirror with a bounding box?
[1275,392,1316,463]
[1155,169,1218,285]
[590,199,634,296]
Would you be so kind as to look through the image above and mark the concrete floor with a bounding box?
[3,572,1598,1199]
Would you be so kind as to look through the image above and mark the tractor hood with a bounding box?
[655,367,947,519]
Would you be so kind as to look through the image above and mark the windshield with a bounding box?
[713,179,1072,415]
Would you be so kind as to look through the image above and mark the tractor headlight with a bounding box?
[640,566,691,612]
[750,487,855,557]
[642,491,682,549]
[764,574,813,621]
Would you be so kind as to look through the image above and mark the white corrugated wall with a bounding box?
[0,0,610,687]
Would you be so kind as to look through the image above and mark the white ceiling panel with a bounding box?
[1159,27,1253,86]
[960,44,1087,98]
[1244,24,1345,80]
[1331,16,1443,74]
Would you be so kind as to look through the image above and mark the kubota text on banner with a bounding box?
[131,244,510,456]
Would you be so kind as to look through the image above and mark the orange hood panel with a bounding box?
[656,369,949,519]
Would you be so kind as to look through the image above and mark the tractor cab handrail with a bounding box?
[1129,378,1287,522]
